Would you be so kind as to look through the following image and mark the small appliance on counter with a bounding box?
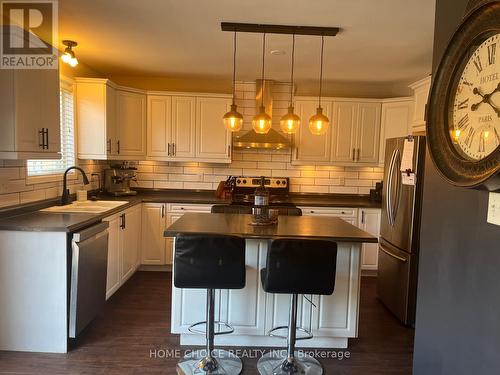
[104,164,138,196]
[370,181,383,202]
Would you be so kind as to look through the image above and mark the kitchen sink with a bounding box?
[40,200,129,214]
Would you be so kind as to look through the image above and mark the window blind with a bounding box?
[27,85,75,176]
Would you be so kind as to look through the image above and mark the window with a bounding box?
[27,81,75,176]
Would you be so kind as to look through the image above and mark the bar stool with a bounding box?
[174,234,246,375]
[258,238,338,375]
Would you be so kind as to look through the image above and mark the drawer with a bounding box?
[298,206,358,217]
[168,203,214,213]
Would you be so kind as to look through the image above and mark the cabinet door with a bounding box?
[379,100,412,164]
[359,209,381,270]
[171,96,196,158]
[141,203,167,265]
[165,213,183,265]
[14,70,44,153]
[293,100,332,163]
[104,214,121,300]
[356,102,381,164]
[147,95,172,157]
[116,90,146,157]
[195,97,231,161]
[43,69,61,153]
[223,239,267,335]
[121,206,142,283]
[331,102,358,162]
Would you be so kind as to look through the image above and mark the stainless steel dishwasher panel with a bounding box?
[69,221,109,338]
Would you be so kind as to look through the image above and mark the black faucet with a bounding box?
[61,166,90,205]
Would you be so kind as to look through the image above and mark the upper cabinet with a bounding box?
[115,89,146,158]
[409,76,432,134]
[293,99,381,165]
[378,98,413,164]
[76,78,116,159]
[76,79,146,160]
[0,69,60,159]
[146,94,231,163]
[294,100,332,163]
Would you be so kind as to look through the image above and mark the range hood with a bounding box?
[232,79,291,150]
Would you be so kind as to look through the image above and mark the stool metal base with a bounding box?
[177,349,243,375]
[257,350,323,375]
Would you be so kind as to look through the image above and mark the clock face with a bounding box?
[450,33,500,161]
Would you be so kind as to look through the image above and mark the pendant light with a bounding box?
[309,35,329,135]
[280,34,300,134]
[223,31,244,132]
[252,33,272,134]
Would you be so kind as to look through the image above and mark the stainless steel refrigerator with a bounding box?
[377,136,425,326]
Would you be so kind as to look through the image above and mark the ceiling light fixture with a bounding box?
[223,31,244,132]
[252,33,272,134]
[280,34,300,135]
[61,40,78,67]
[309,35,329,135]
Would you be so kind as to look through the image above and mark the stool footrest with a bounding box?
[268,325,313,340]
[188,321,235,336]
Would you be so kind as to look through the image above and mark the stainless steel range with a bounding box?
[231,176,293,206]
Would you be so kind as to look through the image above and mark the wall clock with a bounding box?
[427,0,500,191]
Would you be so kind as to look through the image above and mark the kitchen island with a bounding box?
[164,212,377,349]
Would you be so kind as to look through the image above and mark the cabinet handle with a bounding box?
[295,147,298,159]
[161,205,165,218]
[173,143,176,156]
[123,213,126,229]
[227,145,231,157]
[107,139,112,153]
[357,148,360,161]
[352,148,355,161]
[117,140,120,154]
[44,128,49,149]
[38,129,44,149]
[168,143,171,156]
[361,210,365,224]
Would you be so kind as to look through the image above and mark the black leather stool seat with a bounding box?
[261,238,337,295]
[211,205,252,214]
[174,234,246,289]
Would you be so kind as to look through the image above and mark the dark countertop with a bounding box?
[164,213,378,243]
[0,189,380,232]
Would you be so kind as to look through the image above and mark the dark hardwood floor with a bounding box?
[0,272,414,374]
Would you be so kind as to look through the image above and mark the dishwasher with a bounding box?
[69,221,109,338]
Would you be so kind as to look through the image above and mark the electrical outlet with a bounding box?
[487,192,500,226]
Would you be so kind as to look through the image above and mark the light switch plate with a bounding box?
[487,192,500,226]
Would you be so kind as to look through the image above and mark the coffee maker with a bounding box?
[104,165,138,196]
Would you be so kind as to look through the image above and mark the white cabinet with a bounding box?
[195,97,232,162]
[293,100,332,163]
[121,205,142,282]
[358,208,381,270]
[409,76,432,134]
[141,203,213,267]
[379,99,413,164]
[141,203,168,265]
[331,101,381,164]
[147,95,196,159]
[104,204,142,300]
[147,95,229,163]
[75,78,117,159]
[292,99,381,166]
[116,90,147,158]
[0,69,60,159]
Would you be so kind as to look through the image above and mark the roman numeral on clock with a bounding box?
[457,98,469,110]
[473,55,483,73]
[457,114,469,130]
[488,43,497,65]
[465,127,475,148]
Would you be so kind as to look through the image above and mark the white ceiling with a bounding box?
[59,0,435,92]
